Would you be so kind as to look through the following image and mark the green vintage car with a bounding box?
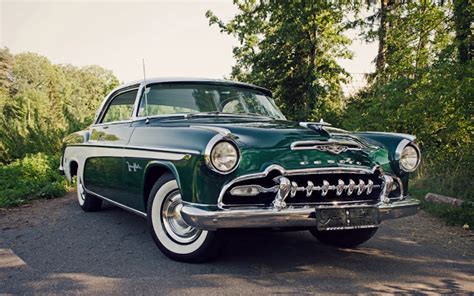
[60,78,421,262]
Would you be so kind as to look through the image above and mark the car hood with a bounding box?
[129,117,391,172]
[184,119,377,151]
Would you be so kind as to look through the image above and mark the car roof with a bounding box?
[116,77,272,97]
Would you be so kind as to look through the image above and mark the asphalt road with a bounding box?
[1,193,473,295]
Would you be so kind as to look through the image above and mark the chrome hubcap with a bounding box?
[161,191,201,244]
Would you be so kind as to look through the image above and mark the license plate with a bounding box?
[315,207,379,231]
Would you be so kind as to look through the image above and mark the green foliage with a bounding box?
[342,2,473,203]
[206,0,358,122]
[0,49,119,207]
[411,187,474,227]
[0,50,119,163]
[0,153,71,207]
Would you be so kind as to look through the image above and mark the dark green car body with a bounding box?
[61,78,420,230]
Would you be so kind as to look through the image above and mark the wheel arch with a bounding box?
[143,161,181,211]
[70,160,78,177]
[65,158,80,182]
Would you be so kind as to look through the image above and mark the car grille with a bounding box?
[221,171,384,207]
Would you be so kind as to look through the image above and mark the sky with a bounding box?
[1,0,377,89]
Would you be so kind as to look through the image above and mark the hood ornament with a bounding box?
[300,119,332,137]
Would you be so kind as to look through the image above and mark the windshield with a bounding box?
[137,83,285,120]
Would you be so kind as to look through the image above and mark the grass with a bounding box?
[411,178,474,228]
[0,153,72,207]
[410,156,473,228]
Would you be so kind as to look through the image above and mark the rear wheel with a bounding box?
[147,173,220,262]
[309,228,378,248]
[77,175,102,212]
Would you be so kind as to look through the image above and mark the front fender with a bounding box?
[354,132,419,192]
[355,132,416,164]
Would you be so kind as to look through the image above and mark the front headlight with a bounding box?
[208,141,239,173]
[398,143,421,172]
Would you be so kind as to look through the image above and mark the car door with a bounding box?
[83,87,139,205]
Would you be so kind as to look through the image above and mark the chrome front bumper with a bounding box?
[180,198,421,230]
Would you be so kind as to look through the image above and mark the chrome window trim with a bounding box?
[217,165,382,209]
[95,86,141,125]
[131,81,280,121]
[91,119,134,128]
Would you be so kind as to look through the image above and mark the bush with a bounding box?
[0,153,71,207]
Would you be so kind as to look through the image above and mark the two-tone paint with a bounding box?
[61,78,418,217]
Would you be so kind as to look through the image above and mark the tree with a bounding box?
[343,1,473,201]
[206,0,356,121]
[453,0,472,64]
[0,48,13,90]
[0,52,119,163]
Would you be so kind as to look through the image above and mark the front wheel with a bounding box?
[147,173,220,263]
[309,228,378,248]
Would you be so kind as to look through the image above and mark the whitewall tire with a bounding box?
[76,173,102,212]
[147,173,220,262]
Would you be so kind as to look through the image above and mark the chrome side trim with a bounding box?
[84,187,147,217]
[67,144,198,156]
[218,165,381,208]
[62,145,187,182]
[125,145,200,155]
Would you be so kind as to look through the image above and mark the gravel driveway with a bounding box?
[1,192,473,295]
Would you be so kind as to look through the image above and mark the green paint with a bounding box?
[65,115,416,212]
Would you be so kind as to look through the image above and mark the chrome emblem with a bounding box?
[313,144,349,154]
[126,162,142,172]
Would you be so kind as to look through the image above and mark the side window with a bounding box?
[101,89,138,123]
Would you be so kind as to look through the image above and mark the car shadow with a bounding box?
[1,196,473,294]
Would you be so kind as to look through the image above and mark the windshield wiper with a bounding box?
[185,112,274,119]
[240,112,274,119]
[185,112,224,118]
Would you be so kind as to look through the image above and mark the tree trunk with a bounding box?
[307,43,316,119]
[425,193,464,207]
[375,0,389,74]
[415,0,428,76]
[453,0,472,64]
